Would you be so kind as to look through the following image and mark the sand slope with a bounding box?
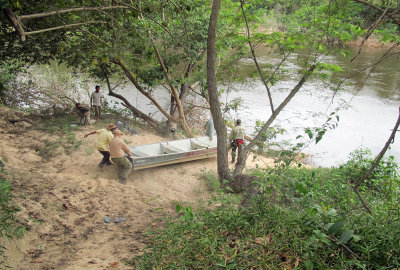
[0,107,273,269]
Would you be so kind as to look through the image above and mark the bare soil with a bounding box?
[0,106,273,270]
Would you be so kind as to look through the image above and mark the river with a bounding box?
[109,45,400,167]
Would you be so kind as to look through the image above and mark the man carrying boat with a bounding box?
[109,129,132,184]
[84,123,117,168]
[229,119,245,163]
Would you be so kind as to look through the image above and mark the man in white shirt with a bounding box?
[90,85,103,122]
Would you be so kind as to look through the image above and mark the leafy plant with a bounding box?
[131,149,400,269]
[0,160,24,265]
[36,115,83,159]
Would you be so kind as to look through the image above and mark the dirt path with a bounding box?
[0,107,273,269]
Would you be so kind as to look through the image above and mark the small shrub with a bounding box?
[0,160,24,265]
[201,169,220,192]
[36,115,83,158]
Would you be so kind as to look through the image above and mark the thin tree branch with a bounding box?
[354,107,400,189]
[137,0,192,136]
[234,64,316,175]
[240,0,274,113]
[351,0,400,26]
[114,0,189,54]
[103,67,162,133]
[351,5,390,62]
[25,21,107,36]
[79,28,111,47]
[353,187,372,215]
[19,6,129,20]
[351,107,400,214]
[110,58,176,123]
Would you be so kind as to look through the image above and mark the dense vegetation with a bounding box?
[131,149,400,269]
[0,160,23,264]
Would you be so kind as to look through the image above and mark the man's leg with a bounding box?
[231,143,237,163]
[118,157,132,183]
[111,157,132,184]
[98,151,111,167]
[94,106,100,121]
[78,113,84,125]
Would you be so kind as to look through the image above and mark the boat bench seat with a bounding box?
[162,144,184,154]
[191,140,210,150]
[132,150,149,157]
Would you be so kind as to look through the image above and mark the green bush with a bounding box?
[0,160,23,265]
[36,115,83,159]
[130,149,400,269]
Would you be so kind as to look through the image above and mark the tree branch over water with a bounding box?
[239,0,275,113]
[353,107,400,214]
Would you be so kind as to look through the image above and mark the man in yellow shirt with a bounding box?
[109,129,132,184]
[84,123,117,168]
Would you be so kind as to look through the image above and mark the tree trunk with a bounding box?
[152,43,193,136]
[234,64,316,175]
[104,73,163,133]
[207,0,230,182]
[111,58,176,123]
[168,64,193,135]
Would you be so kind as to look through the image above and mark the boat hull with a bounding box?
[129,136,217,170]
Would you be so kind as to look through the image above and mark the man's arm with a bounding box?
[84,131,97,138]
[90,95,93,108]
[122,142,131,156]
[100,96,103,107]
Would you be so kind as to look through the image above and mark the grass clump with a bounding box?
[36,115,83,159]
[130,149,400,269]
[0,160,24,265]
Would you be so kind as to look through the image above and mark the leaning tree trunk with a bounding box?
[168,80,192,137]
[234,64,316,176]
[104,72,163,133]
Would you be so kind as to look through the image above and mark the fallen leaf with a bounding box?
[109,261,119,268]
[295,257,300,267]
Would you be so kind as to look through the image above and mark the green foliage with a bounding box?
[201,169,220,192]
[101,99,136,119]
[337,148,400,197]
[131,149,400,269]
[36,115,83,159]
[253,121,286,154]
[0,60,25,105]
[0,160,24,265]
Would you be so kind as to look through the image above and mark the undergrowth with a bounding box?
[130,149,400,269]
[0,160,24,266]
[36,115,83,159]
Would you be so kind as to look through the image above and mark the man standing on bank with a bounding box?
[229,119,245,163]
[84,123,117,168]
[109,130,132,184]
[91,85,103,122]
